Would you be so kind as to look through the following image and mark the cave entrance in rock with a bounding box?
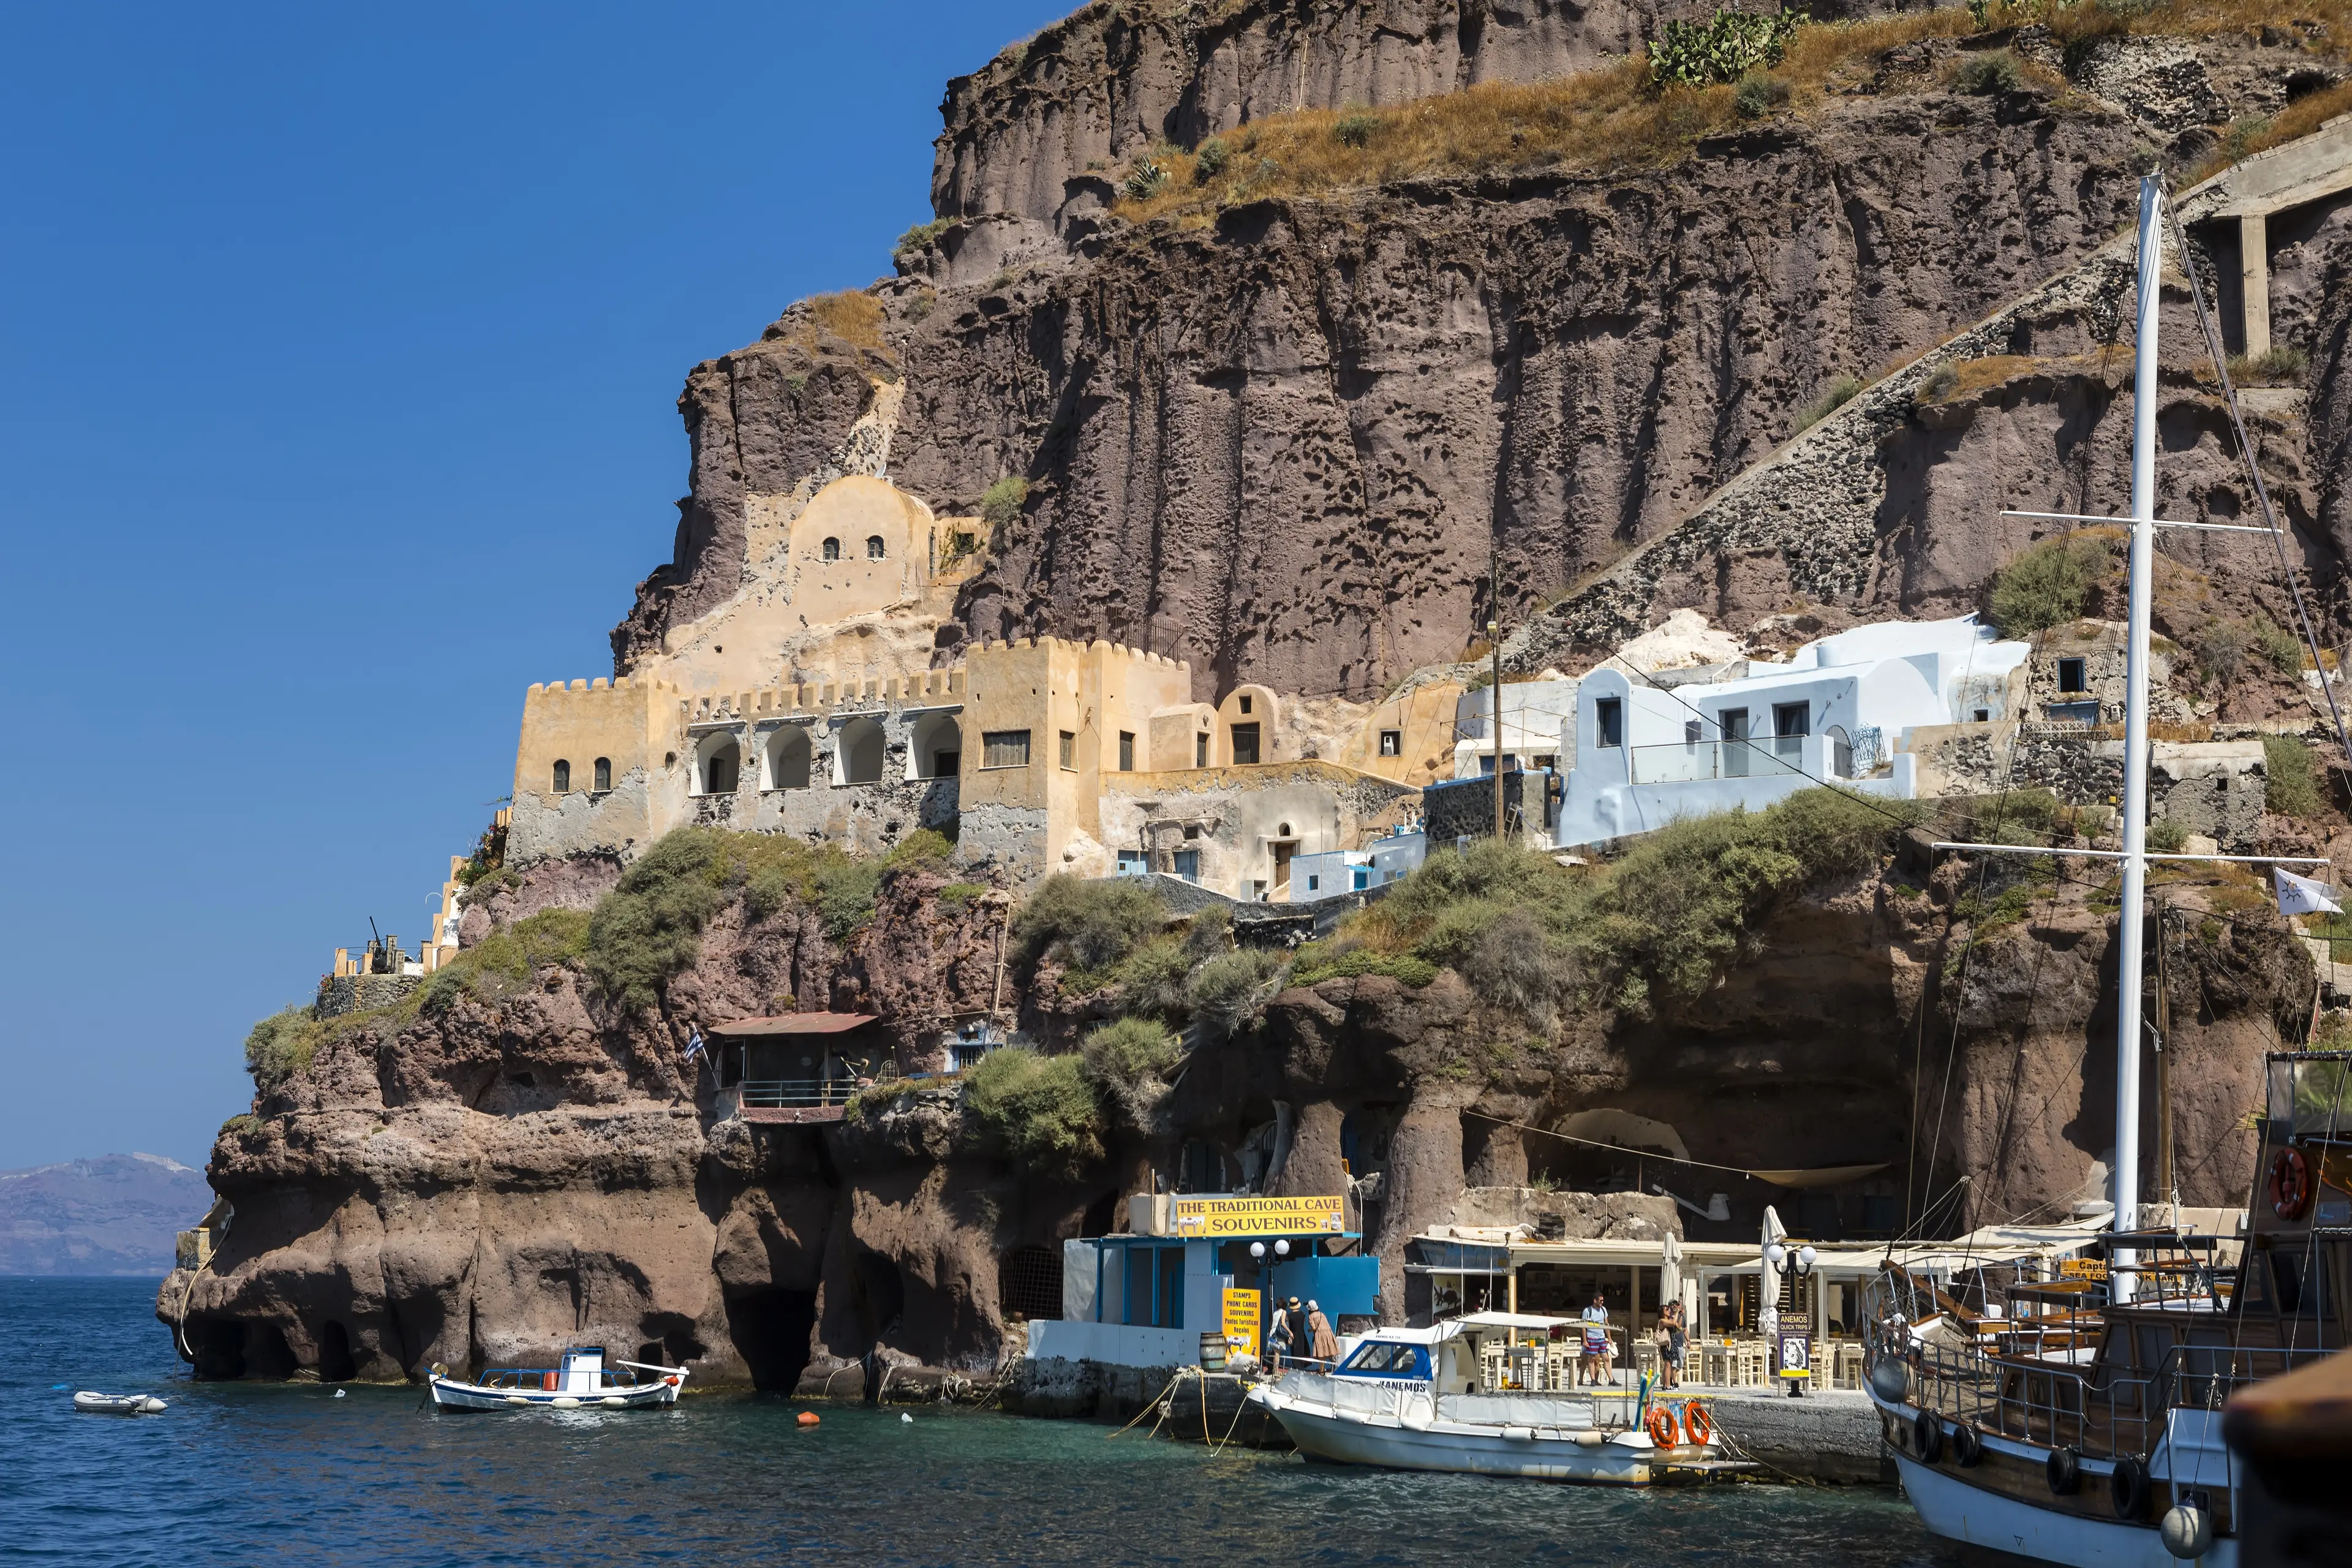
[997,1245,1064,1324]
[318,1319,357,1382]
[723,1288,818,1392]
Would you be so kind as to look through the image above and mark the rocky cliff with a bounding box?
[162,814,2309,1385]
[616,16,2352,699]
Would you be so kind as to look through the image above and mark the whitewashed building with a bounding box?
[1553,616,2031,850]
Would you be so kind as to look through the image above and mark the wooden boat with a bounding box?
[1860,168,2352,1567]
[426,1348,688,1411]
[73,1391,167,1414]
[1248,1312,1744,1484]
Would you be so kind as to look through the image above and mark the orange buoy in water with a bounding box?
[797,1411,820,1427]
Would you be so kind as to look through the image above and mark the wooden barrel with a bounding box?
[1199,1333,1228,1371]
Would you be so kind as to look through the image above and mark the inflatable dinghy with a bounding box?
[74,1392,167,1414]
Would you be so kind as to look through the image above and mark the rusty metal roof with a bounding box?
[706,1012,880,1037]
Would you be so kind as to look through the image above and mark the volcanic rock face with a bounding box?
[165,840,2303,1384]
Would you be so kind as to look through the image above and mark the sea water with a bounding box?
[0,1278,1976,1566]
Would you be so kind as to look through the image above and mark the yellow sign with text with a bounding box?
[2059,1257,2109,1282]
[1172,1195,1346,1237]
[1223,1288,1262,1360]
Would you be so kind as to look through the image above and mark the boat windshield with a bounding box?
[1336,1341,1430,1379]
[2268,1054,2352,1141]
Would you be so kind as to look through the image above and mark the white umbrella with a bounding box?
[1758,1205,1787,1341]
[1660,1232,1684,1307]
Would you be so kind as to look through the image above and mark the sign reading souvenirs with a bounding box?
[1173,1195,1346,1237]
[1223,1288,1261,1361]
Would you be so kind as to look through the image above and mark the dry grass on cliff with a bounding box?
[1105,0,2352,227]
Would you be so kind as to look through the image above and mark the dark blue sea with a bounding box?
[0,1277,1983,1566]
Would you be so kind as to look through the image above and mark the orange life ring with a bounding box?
[2272,1145,2315,1221]
[1647,1406,1679,1446]
[1683,1403,1713,1446]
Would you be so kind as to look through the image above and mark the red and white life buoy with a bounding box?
[2272,1145,2315,1220]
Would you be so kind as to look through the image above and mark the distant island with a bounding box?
[0,1154,210,1275]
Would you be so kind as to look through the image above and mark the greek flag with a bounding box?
[682,1027,706,1063]
[2276,868,2343,917]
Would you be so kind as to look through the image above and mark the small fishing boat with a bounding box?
[426,1348,688,1411]
[73,1391,167,1415]
[1248,1312,1742,1484]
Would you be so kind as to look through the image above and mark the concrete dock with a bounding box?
[1699,1386,1888,1484]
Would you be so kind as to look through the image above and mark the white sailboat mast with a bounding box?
[2113,175,2163,1293]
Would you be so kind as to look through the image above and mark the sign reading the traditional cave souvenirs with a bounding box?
[1172,1195,1346,1237]
[1223,1288,1261,1360]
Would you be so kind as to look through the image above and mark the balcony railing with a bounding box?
[1621,737,1816,785]
[738,1078,858,1110]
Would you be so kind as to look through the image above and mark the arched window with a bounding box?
[821,537,840,562]
[552,760,571,793]
[866,535,886,559]
[767,727,812,790]
[911,712,962,780]
[696,736,741,796]
[839,717,886,785]
[592,757,611,791]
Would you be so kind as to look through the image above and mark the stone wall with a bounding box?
[314,973,419,1020]
[1904,724,2267,847]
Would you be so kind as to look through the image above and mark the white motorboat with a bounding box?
[73,1391,167,1414]
[426,1347,688,1411]
[1248,1312,1740,1484]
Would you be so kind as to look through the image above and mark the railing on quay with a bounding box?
[738,1077,859,1109]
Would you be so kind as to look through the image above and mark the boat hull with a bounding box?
[1254,1385,1709,1485]
[428,1376,682,1411]
[1891,1450,2235,1568]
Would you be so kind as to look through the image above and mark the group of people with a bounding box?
[1573,1291,1687,1389]
[1264,1295,1338,1371]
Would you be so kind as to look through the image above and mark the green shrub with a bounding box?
[1120,159,1170,200]
[2252,616,2305,677]
[1081,1017,1183,1127]
[582,829,729,1011]
[2198,619,2250,684]
[981,476,1030,530]
[2230,345,2309,385]
[1954,50,2022,95]
[1988,534,2109,638]
[1012,875,1167,970]
[1733,73,1792,119]
[1192,137,1231,183]
[2265,733,2325,818]
[1112,933,1196,1016]
[2147,817,2189,854]
[938,881,988,908]
[895,217,954,256]
[244,1005,323,1091]
[1333,111,1382,148]
[813,859,883,941]
[1917,363,1962,403]
[1460,908,1561,1024]
[1289,945,1440,987]
[1646,7,1801,88]
[1792,372,1861,434]
[420,908,591,1015]
[1188,948,1290,1037]
[963,1047,1105,1174]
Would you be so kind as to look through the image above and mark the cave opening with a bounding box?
[850,1249,907,1343]
[722,1288,818,1392]
[317,1319,357,1382]
[244,1322,298,1380]
[183,1317,246,1380]
[1079,1190,1118,1237]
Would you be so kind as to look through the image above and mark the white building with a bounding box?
[1287,829,1428,902]
[1553,616,2030,850]
[1451,677,1579,780]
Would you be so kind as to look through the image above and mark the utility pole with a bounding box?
[1489,619,1504,842]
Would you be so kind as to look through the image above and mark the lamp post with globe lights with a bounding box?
[1248,1238,1292,1367]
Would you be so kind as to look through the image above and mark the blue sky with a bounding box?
[0,2,1069,1170]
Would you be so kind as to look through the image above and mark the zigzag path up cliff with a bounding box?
[158,827,2307,1390]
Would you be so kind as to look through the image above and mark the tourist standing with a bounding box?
[1578,1291,1611,1386]
[1306,1299,1338,1366]
[1657,1298,1687,1390]
[1267,1295,1299,1373]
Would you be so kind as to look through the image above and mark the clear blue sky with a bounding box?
[0,1,1068,1171]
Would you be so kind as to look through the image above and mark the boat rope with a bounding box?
[1104,1371,1182,1439]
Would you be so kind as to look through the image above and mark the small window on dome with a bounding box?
[552,760,570,793]
[866,535,886,559]
[822,537,840,562]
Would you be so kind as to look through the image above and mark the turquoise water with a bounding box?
[0,1278,1980,1566]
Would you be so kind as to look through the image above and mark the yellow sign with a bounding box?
[2059,1257,2109,1282]
[1223,1288,1262,1360]
[1172,1195,1346,1237]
